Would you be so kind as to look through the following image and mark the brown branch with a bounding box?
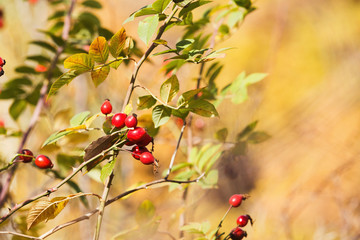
[0,0,77,208]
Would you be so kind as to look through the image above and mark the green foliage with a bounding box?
[138,15,159,45]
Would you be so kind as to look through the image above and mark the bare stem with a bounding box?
[214,205,233,239]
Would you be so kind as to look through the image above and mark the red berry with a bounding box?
[125,140,135,146]
[101,99,112,115]
[137,132,153,147]
[19,149,34,163]
[111,113,127,128]
[230,227,247,240]
[35,64,47,72]
[0,57,5,67]
[236,215,253,227]
[127,127,147,143]
[125,114,137,128]
[139,152,155,165]
[0,119,4,128]
[0,66,4,77]
[229,194,244,207]
[131,146,149,160]
[35,155,53,169]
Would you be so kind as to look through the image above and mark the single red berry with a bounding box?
[0,57,5,67]
[101,99,112,115]
[230,227,247,240]
[125,140,135,146]
[140,152,155,165]
[0,66,4,77]
[35,64,47,72]
[0,119,4,128]
[236,215,253,227]
[229,194,245,207]
[137,132,153,147]
[35,155,53,169]
[127,127,147,143]
[131,146,149,160]
[111,113,127,128]
[19,149,34,163]
[125,114,137,128]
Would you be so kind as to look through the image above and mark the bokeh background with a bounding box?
[1,0,360,239]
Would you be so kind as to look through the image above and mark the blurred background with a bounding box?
[1,0,360,239]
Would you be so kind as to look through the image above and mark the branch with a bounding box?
[36,174,205,239]
[0,0,77,208]
[0,231,41,239]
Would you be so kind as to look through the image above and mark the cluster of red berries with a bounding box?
[0,57,6,77]
[18,149,53,169]
[101,100,156,165]
[228,194,253,240]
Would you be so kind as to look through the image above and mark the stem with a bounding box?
[93,172,114,240]
[0,231,41,239]
[0,0,77,208]
[214,205,233,238]
[164,120,186,179]
[135,85,180,110]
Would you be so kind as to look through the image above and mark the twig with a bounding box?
[0,0,77,208]
[214,205,232,239]
[0,231,41,239]
[164,120,187,179]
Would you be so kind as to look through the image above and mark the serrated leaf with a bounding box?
[64,53,94,73]
[188,99,219,117]
[152,0,171,13]
[109,28,126,58]
[236,120,258,141]
[48,70,81,98]
[91,65,110,87]
[160,75,179,103]
[138,15,159,45]
[152,105,171,128]
[215,128,228,142]
[89,36,109,64]
[135,200,156,225]
[137,95,157,110]
[247,131,271,144]
[100,160,116,183]
[84,134,120,172]
[123,102,133,115]
[70,111,91,127]
[9,100,27,120]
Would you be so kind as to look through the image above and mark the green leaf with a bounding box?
[177,88,204,106]
[9,100,27,120]
[82,0,102,8]
[171,108,190,119]
[230,72,267,104]
[178,0,211,17]
[174,0,193,7]
[152,105,171,128]
[42,130,72,147]
[123,5,158,24]
[138,15,159,45]
[176,39,194,52]
[199,170,218,189]
[30,40,56,52]
[215,128,228,142]
[188,100,219,117]
[236,120,258,141]
[48,70,81,98]
[109,28,127,58]
[160,75,179,103]
[15,66,36,74]
[70,111,91,127]
[89,36,109,64]
[247,131,271,144]
[135,200,156,225]
[26,55,51,63]
[197,144,222,172]
[100,160,116,183]
[91,65,110,87]
[48,10,65,20]
[64,53,94,73]
[233,0,252,9]
[4,77,32,88]
[137,95,157,110]
[109,59,123,70]
[152,0,171,13]
[153,39,168,45]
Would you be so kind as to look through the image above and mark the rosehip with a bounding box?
[137,133,152,147]
[111,113,127,128]
[35,64,47,72]
[131,146,149,160]
[236,215,253,227]
[230,227,247,240]
[0,66,4,77]
[125,114,137,128]
[101,99,112,115]
[19,149,34,163]
[229,194,245,207]
[127,127,146,143]
[139,152,155,165]
[35,155,53,169]
[0,57,5,66]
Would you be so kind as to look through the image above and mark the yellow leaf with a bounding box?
[89,37,109,64]
[124,102,133,115]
